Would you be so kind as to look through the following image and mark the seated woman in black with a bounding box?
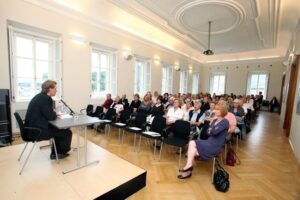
[129,94,141,113]
[151,95,164,117]
[138,95,152,115]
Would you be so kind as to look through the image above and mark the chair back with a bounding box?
[119,110,131,124]
[86,104,94,116]
[151,116,166,133]
[172,120,191,139]
[92,106,103,117]
[14,112,28,141]
[134,112,147,128]
[106,108,117,120]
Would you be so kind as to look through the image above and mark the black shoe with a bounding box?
[50,153,69,160]
[179,166,193,173]
[177,172,192,179]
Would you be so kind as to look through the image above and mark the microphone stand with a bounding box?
[60,99,75,116]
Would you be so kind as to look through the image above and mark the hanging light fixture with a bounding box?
[203,21,214,55]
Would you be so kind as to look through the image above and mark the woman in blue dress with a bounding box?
[178,103,229,179]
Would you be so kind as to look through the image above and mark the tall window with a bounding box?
[134,59,151,95]
[8,24,61,102]
[247,72,269,98]
[179,71,188,94]
[210,73,226,95]
[192,73,199,94]
[161,66,173,94]
[91,47,117,98]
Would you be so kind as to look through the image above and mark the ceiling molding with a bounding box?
[173,0,245,35]
[107,0,203,51]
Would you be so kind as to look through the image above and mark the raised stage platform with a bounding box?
[0,138,146,200]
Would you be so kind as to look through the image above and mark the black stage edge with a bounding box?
[95,171,147,200]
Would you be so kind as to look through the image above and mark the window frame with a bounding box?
[179,70,188,94]
[161,65,173,94]
[246,71,269,98]
[90,45,117,99]
[8,25,62,102]
[192,72,200,94]
[134,57,151,96]
[209,72,226,95]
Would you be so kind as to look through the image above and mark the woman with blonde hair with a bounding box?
[178,103,229,179]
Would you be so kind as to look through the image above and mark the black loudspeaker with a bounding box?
[0,89,12,144]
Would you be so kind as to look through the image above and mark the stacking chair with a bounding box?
[110,110,131,141]
[98,108,117,135]
[80,104,94,116]
[14,112,59,175]
[159,120,191,167]
[91,106,103,118]
[123,112,147,150]
[137,116,166,157]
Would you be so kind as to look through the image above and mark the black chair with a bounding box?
[137,116,166,157]
[98,108,117,135]
[159,120,191,167]
[80,104,94,116]
[14,112,59,175]
[123,112,147,150]
[91,106,103,118]
[110,110,131,141]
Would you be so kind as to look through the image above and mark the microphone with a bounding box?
[60,99,75,115]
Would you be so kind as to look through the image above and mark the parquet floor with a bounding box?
[87,112,300,200]
[12,112,300,199]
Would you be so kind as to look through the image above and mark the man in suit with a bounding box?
[25,80,72,159]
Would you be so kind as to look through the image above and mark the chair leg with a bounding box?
[158,142,163,161]
[118,129,121,142]
[121,130,125,144]
[153,139,156,159]
[18,142,29,161]
[133,134,137,151]
[138,135,142,152]
[212,157,216,183]
[178,147,182,168]
[19,141,37,175]
[224,143,227,164]
[51,138,59,163]
[236,135,239,152]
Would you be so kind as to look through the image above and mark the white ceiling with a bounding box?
[24,0,300,63]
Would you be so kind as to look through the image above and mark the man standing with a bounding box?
[25,80,72,159]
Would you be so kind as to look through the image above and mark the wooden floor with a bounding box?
[87,112,300,200]
[11,112,300,199]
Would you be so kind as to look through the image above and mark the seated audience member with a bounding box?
[25,80,72,159]
[152,91,159,104]
[227,97,234,111]
[178,103,229,179]
[166,98,183,125]
[121,94,129,110]
[129,94,141,113]
[198,102,216,139]
[229,99,245,124]
[182,99,195,121]
[138,95,152,114]
[162,93,169,104]
[165,96,175,109]
[111,96,124,114]
[269,96,279,112]
[102,93,113,111]
[151,95,164,117]
[200,96,210,111]
[185,101,203,131]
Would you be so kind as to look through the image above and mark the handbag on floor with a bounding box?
[226,148,241,166]
[213,159,230,192]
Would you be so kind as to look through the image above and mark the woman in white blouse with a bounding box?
[166,98,184,125]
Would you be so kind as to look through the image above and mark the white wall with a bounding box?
[0,0,200,131]
[200,60,286,100]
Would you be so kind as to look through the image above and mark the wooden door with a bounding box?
[283,55,299,137]
[278,74,285,114]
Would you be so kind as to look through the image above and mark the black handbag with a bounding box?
[213,159,230,192]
